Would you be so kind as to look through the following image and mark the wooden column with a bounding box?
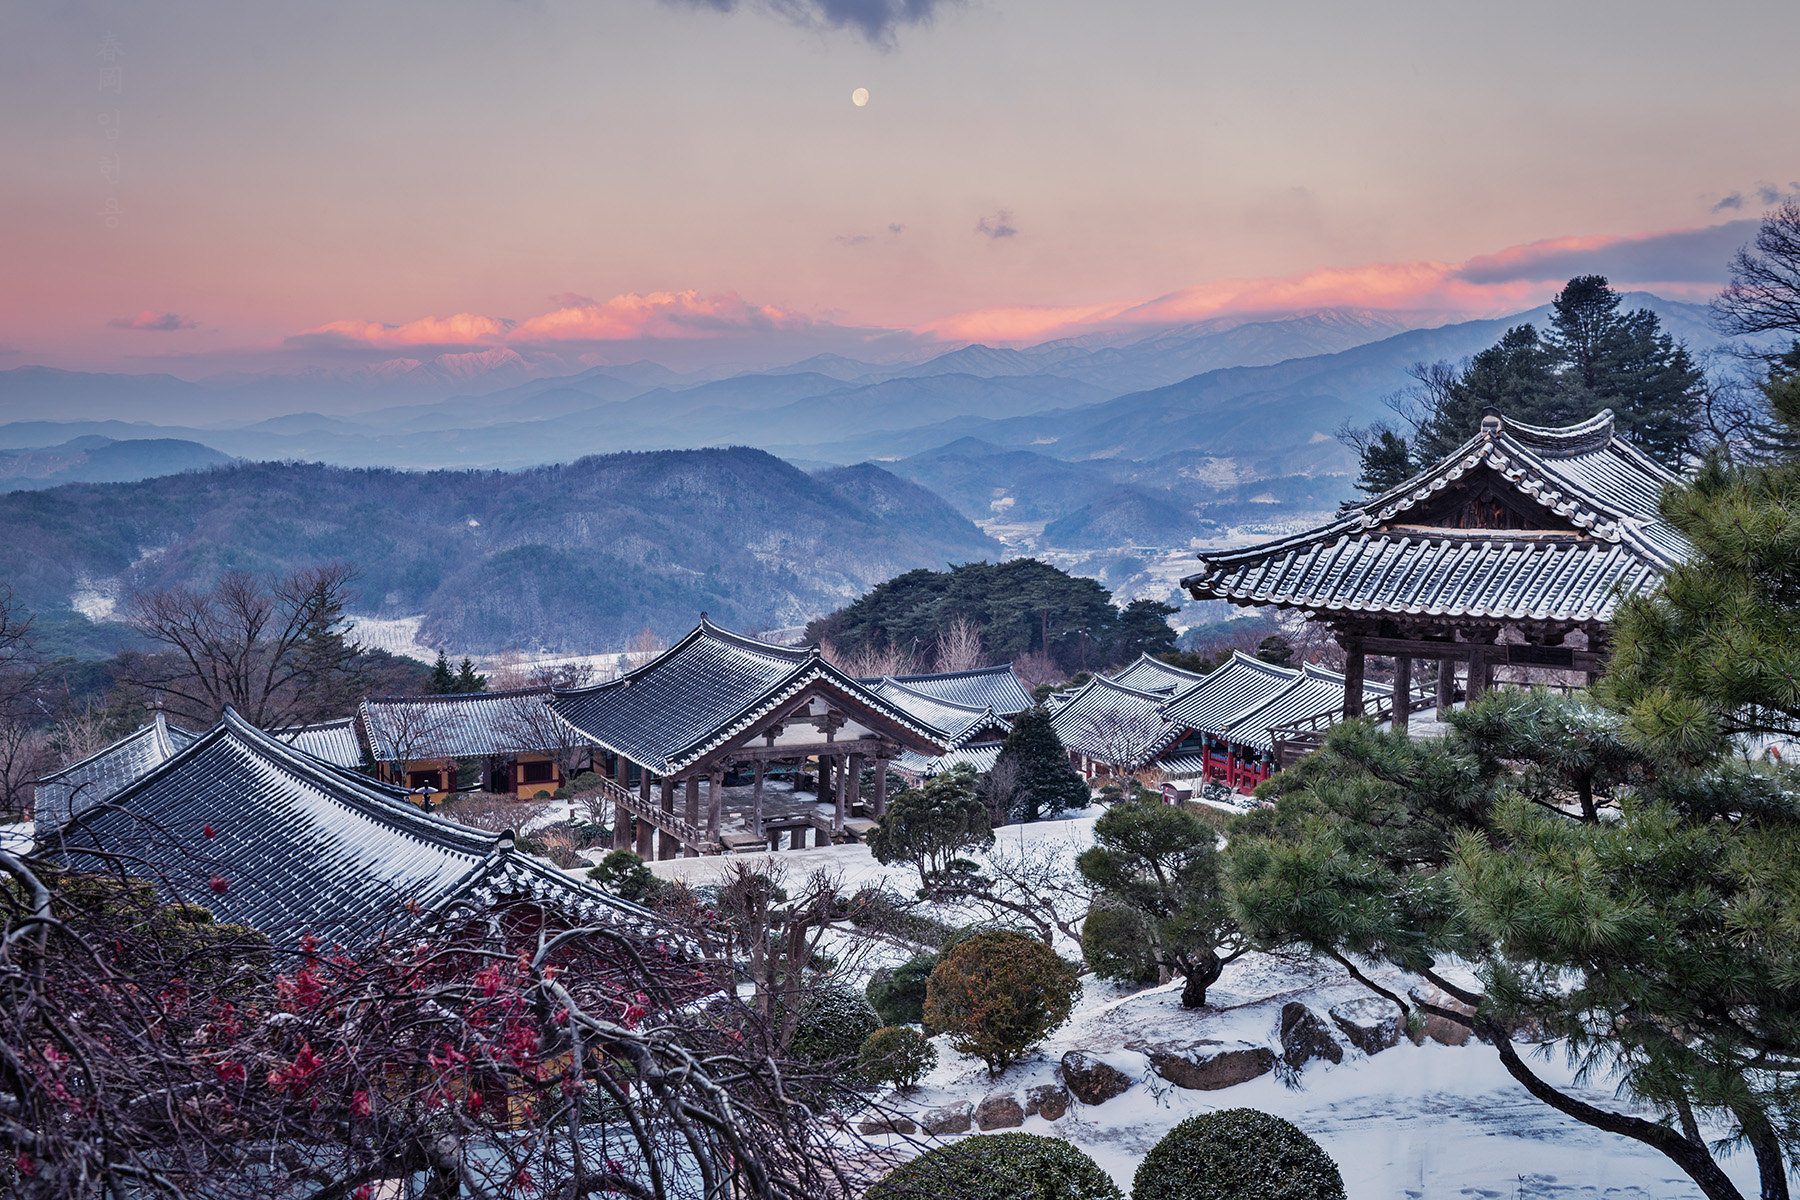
[1342,637,1366,718]
[614,811,631,850]
[658,777,677,861]
[1467,648,1490,702]
[846,752,865,817]
[831,755,847,833]
[707,767,724,838]
[817,755,832,802]
[634,808,653,859]
[751,760,766,837]
[1436,657,1456,720]
[614,754,629,787]
[1392,655,1412,733]
[872,756,889,817]
[637,770,651,827]
[683,778,700,858]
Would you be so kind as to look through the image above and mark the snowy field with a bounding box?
[635,814,1760,1200]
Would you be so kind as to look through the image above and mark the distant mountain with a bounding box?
[0,437,233,490]
[0,450,1000,655]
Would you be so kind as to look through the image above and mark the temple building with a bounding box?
[34,711,196,830]
[49,708,640,945]
[357,687,580,800]
[552,619,949,857]
[1181,409,1687,729]
[866,664,1035,719]
[863,676,1014,780]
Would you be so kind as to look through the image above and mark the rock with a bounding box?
[1059,1051,1132,1106]
[975,1092,1024,1130]
[1410,987,1475,1047]
[1024,1083,1069,1122]
[1329,997,1404,1056]
[1279,1001,1344,1068]
[858,1113,917,1135]
[918,1101,973,1136]
[1129,1040,1277,1091]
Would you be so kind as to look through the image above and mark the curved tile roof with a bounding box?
[1049,675,1182,767]
[359,687,563,762]
[1109,653,1215,695]
[52,709,642,945]
[875,664,1034,716]
[34,713,197,832]
[275,717,366,769]
[1183,409,1689,623]
[554,619,948,774]
[867,678,1007,750]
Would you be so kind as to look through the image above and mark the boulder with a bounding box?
[858,1113,917,1135]
[1329,997,1404,1056]
[1059,1051,1132,1106]
[975,1092,1024,1130]
[1129,1040,1277,1091]
[1024,1083,1069,1122]
[1410,987,1475,1047]
[1279,1001,1344,1068]
[918,1101,973,1136]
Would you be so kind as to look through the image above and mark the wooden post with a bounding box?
[614,810,631,850]
[1467,648,1489,702]
[817,755,832,802]
[1392,655,1412,733]
[637,770,651,828]
[658,777,677,860]
[684,778,700,857]
[832,754,847,834]
[751,760,766,837]
[872,756,889,817]
[614,754,629,786]
[707,767,724,838]
[1436,657,1456,720]
[634,804,653,859]
[1342,637,1366,718]
[846,752,865,816]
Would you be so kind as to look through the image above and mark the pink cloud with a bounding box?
[107,310,199,331]
[294,312,514,348]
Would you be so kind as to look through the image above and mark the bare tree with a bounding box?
[925,834,1091,951]
[493,692,594,787]
[0,721,46,820]
[0,850,866,1200]
[622,626,666,674]
[1010,650,1063,691]
[1714,199,1800,342]
[123,564,363,729]
[362,699,457,783]
[0,590,47,819]
[819,638,918,680]
[932,615,985,674]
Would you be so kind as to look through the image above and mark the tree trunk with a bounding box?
[1178,953,1223,1009]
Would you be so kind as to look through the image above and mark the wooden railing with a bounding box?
[606,778,717,852]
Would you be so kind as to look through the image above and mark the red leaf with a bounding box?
[208,876,231,895]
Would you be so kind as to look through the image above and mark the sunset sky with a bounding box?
[4,0,1798,376]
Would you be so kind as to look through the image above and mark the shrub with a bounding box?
[1080,901,1159,985]
[1131,1109,1345,1200]
[790,985,883,1064]
[923,930,1080,1077]
[587,849,660,903]
[868,1132,1121,1200]
[858,1025,937,1090]
[867,954,938,1027]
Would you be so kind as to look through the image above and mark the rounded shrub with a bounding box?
[858,1024,937,1090]
[1131,1109,1345,1200]
[1080,901,1159,985]
[790,985,883,1065]
[867,953,939,1027]
[923,929,1080,1077]
[868,1132,1122,1200]
[586,849,660,903]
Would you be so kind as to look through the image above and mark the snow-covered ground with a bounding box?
[634,815,1760,1200]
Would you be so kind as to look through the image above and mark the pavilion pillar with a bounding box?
[683,778,700,857]
[614,754,629,787]
[872,756,889,817]
[846,752,865,817]
[1392,656,1412,733]
[658,777,677,860]
[614,811,631,850]
[707,767,724,839]
[751,760,766,837]
[832,755,848,834]
[1342,637,1366,719]
[634,794,653,858]
[637,770,651,826]
[817,755,832,802]
[1467,648,1490,703]
[1436,657,1456,720]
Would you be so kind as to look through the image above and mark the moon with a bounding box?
[851,87,869,107]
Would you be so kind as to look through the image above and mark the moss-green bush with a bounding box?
[868,1132,1121,1200]
[790,985,883,1065]
[1079,901,1159,985]
[586,849,660,903]
[858,1025,937,1090]
[867,954,938,1027]
[1131,1109,1345,1200]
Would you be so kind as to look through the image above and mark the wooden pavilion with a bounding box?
[552,619,949,858]
[1181,409,1688,728]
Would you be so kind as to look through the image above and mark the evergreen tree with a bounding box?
[453,656,488,694]
[428,651,457,695]
[1077,799,1245,1008]
[866,764,994,893]
[984,703,1090,823]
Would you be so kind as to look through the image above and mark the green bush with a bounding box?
[868,1132,1121,1200]
[790,985,883,1064]
[858,1025,937,1090]
[1131,1109,1345,1200]
[587,849,660,903]
[1079,901,1159,985]
[923,930,1080,1077]
[867,954,939,1027]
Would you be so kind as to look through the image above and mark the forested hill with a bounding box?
[0,448,1000,654]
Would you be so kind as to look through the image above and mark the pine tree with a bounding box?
[453,657,488,694]
[1545,275,1702,465]
[985,704,1090,823]
[428,651,456,695]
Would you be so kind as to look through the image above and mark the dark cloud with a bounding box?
[1453,220,1758,286]
[1758,182,1800,205]
[664,0,959,45]
[975,209,1016,240]
[1713,192,1744,213]
[107,311,199,331]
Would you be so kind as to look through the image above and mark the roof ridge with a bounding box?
[874,678,996,713]
[887,663,1018,682]
[37,719,166,785]
[362,685,552,705]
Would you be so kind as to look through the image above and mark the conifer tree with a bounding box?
[984,703,1090,823]
[454,656,488,694]
[428,651,456,695]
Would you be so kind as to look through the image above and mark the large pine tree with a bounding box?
[984,703,1091,823]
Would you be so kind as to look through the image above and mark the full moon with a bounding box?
[851,87,869,107]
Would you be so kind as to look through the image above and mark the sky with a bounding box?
[2,0,1798,378]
